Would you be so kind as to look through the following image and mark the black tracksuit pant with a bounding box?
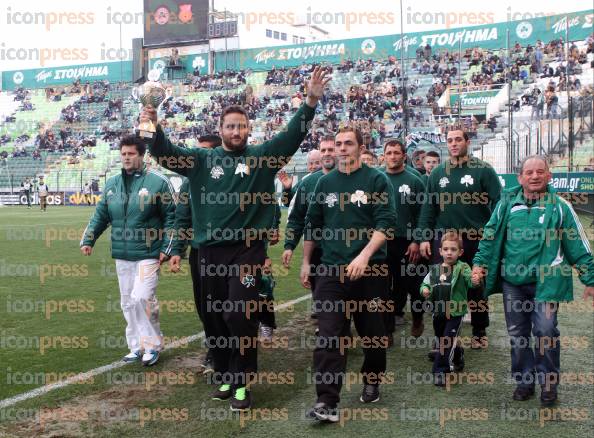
[196,241,266,389]
[432,314,464,375]
[313,268,389,406]
[385,237,424,334]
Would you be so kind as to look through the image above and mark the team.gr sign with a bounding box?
[498,172,594,193]
[2,61,133,91]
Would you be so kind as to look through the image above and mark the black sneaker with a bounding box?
[211,384,232,401]
[360,384,380,403]
[434,373,446,387]
[453,350,465,372]
[427,349,438,362]
[513,386,535,401]
[306,402,339,423]
[540,387,558,407]
[201,355,214,374]
[230,387,251,411]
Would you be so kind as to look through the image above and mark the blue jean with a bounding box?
[502,280,560,389]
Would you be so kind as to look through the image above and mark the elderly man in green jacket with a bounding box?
[80,135,176,367]
[473,155,594,407]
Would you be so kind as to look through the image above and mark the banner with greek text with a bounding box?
[2,61,133,91]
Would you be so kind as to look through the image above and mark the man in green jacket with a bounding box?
[140,66,331,411]
[473,155,594,406]
[418,129,501,349]
[80,136,176,367]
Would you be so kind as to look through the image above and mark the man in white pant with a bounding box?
[80,136,176,366]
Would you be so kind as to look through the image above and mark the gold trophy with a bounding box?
[133,69,168,140]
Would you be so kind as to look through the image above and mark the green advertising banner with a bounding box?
[2,61,133,91]
[498,172,594,193]
[149,53,209,79]
[449,89,501,114]
[231,9,593,71]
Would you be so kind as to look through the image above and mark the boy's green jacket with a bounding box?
[421,260,472,317]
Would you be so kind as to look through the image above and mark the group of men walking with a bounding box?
[80,66,594,421]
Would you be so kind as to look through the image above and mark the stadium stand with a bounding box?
[0,33,592,193]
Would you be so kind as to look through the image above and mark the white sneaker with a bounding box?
[259,325,273,342]
[123,350,142,363]
[142,350,160,366]
[463,313,471,323]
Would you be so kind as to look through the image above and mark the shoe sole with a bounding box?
[540,399,557,407]
[229,405,251,412]
[313,411,339,423]
[359,395,380,403]
[212,396,231,401]
[142,357,159,366]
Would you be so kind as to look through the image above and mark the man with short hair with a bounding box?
[142,66,331,411]
[422,151,441,184]
[418,129,501,349]
[277,149,321,207]
[307,149,322,174]
[38,177,49,212]
[412,149,427,174]
[382,140,426,338]
[302,127,396,423]
[360,149,378,167]
[80,136,176,367]
[21,178,32,209]
[473,155,594,406]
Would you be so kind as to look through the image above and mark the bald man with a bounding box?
[307,149,322,174]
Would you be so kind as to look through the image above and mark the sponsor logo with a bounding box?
[516,21,533,39]
[361,39,376,55]
[12,72,23,85]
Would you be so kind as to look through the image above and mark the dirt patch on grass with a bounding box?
[1,312,314,437]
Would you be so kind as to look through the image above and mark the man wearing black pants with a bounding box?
[143,66,331,411]
[418,129,501,349]
[382,140,426,339]
[169,135,222,374]
[301,127,396,423]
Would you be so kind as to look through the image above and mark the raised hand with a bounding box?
[139,105,158,128]
[305,66,332,108]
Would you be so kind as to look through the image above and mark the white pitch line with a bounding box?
[0,293,311,409]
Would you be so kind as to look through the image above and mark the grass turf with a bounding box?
[0,206,592,437]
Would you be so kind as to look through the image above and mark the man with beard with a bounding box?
[418,129,501,349]
[382,140,426,339]
[282,135,336,292]
[141,66,331,411]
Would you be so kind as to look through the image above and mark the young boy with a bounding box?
[421,231,478,387]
